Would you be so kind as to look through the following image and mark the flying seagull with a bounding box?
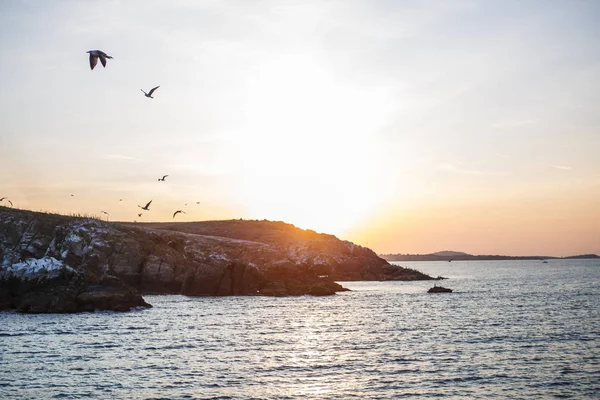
[158,175,168,182]
[141,86,160,98]
[0,198,13,207]
[87,50,113,70]
[100,211,109,215]
[138,200,152,211]
[196,201,200,204]
[138,213,143,217]
[173,210,186,219]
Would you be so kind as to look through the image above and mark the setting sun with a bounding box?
[233,54,395,234]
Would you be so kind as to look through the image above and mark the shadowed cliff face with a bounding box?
[0,207,434,313]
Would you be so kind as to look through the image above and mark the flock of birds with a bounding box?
[87,49,160,99]
[88,50,196,221]
[99,174,196,221]
[0,50,199,222]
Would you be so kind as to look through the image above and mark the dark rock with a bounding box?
[77,284,150,312]
[16,287,79,313]
[259,281,288,297]
[427,285,453,293]
[307,281,342,296]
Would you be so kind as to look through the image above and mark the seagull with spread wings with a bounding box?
[0,197,13,207]
[86,50,113,70]
[158,175,169,182]
[138,200,152,211]
[141,86,160,98]
[173,210,186,219]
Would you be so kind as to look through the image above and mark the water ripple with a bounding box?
[1,260,599,399]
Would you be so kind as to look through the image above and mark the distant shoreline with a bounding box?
[380,253,599,262]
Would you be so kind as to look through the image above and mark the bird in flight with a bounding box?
[158,175,168,182]
[119,199,123,202]
[196,202,200,204]
[173,210,186,219]
[141,86,160,98]
[70,194,74,197]
[86,50,113,70]
[138,213,143,217]
[100,211,109,215]
[138,200,152,211]
[0,198,13,207]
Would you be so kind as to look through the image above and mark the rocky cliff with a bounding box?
[0,207,434,313]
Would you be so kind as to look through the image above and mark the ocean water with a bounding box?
[1,259,599,399]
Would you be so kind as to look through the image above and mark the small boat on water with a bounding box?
[428,285,453,293]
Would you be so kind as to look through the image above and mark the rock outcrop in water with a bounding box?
[427,285,453,293]
[0,207,435,313]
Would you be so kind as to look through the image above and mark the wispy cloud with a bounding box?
[491,119,534,129]
[437,162,508,176]
[553,165,573,170]
[102,154,137,161]
[437,162,484,175]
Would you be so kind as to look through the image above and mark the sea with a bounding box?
[1,259,599,399]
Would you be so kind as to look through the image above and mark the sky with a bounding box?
[1,0,599,256]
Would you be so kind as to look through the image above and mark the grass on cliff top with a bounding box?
[127,219,343,246]
[0,205,105,223]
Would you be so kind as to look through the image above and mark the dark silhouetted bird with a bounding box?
[138,213,143,217]
[141,86,160,98]
[0,198,13,207]
[158,175,168,182]
[173,210,185,219]
[138,200,152,211]
[87,50,113,70]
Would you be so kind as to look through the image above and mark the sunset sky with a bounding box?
[1,0,599,256]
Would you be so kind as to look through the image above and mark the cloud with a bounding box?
[437,162,484,175]
[553,165,573,170]
[491,119,534,129]
[102,154,137,161]
[437,162,509,176]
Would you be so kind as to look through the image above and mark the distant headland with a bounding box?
[380,250,600,262]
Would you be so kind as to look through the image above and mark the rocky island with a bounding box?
[0,207,436,313]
